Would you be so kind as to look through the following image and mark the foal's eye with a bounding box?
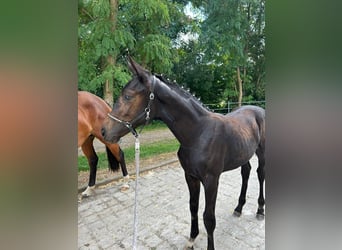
[124,95,132,101]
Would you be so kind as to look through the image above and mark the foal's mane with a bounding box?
[154,74,211,112]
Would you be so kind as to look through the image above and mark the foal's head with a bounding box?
[102,57,156,143]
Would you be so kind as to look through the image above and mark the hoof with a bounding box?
[256,213,265,220]
[81,193,90,198]
[184,238,195,249]
[120,175,130,192]
[82,186,95,197]
[184,246,194,250]
[120,183,130,192]
[233,210,241,217]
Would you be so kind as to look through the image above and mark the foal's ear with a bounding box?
[127,56,152,88]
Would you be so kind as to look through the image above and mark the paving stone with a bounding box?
[78,156,265,249]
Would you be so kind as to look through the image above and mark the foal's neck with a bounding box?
[154,79,209,146]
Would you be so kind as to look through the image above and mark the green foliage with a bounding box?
[171,0,265,104]
[78,0,135,94]
[78,0,265,106]
[78,0,184,96]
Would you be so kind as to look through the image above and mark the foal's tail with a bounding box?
[105,146,120,172]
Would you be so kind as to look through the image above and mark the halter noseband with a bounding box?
[107,76,156,138]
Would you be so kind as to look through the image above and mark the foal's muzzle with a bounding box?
[101,127,106,138]
[106,113,139,138]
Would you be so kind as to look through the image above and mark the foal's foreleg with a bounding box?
[234,162,251,216]
[185,173,200,249]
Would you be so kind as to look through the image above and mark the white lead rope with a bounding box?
[132,136,140,250]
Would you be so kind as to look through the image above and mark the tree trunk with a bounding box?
[237,67,243,107]
[103,0,118,106]
[103,56,115,106]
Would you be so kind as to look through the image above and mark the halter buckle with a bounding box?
[145,107,150,120]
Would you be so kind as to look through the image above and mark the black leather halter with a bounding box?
[107,76,156,138]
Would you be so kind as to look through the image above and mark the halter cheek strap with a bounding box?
[107,113,140,137]
[107,76,156,138]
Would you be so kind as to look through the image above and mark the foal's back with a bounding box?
[220,105,265,171]
[227,105,265,122]
[225,105,265,137]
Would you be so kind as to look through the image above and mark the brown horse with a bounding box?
[78,91,129,197]
[101,58,265,250]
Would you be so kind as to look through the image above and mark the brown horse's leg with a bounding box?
[256,148,265,219]
[184,173,200,249]
[234,162,251,216]
[203,175,219,250]
[119,148,128,177]
[81,135,98,196]
[118,147,129,191]
[106,143,129,190]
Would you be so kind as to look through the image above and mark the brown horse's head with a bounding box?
[102,57,156,143]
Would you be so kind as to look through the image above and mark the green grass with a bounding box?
[137,120,167,131]
[78,138,179,172]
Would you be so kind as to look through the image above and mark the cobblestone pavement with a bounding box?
[78,155,265,249]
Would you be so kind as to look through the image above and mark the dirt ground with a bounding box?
[78,152,178,189]
[78,128,178,189]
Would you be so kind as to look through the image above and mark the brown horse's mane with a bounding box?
[104,101,111,108]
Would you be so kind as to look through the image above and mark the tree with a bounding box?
[78,0,187,103]
[78,0,265,108]
[187,0,265,105]
[78,0,135,105]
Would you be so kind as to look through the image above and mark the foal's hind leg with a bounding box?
[256,149,265,220]
[184,173,200,249]
[81,135,98,197]
[234,162,251,217]
[203,175,219,250]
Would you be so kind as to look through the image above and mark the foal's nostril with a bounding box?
[101,127,106,137]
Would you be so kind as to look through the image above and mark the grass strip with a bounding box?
[78,138,179,172]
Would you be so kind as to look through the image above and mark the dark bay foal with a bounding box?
[101,58,265,249]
